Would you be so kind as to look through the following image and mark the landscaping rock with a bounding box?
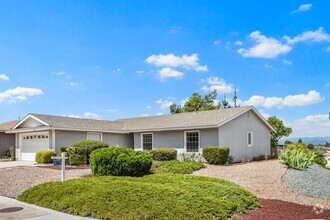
[283,163,330,200]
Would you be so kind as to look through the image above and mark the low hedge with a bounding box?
[90,146,153,176]
[150,148,177,161]
[69,154,86,165]
[203,146,230,165]
[35,150,57,163]
[66,140,109,163]
[156,160,205,174]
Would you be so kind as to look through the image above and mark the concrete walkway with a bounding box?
[0,196,92,219]
[0,161,36,168]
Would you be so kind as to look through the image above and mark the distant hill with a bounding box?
[279,136,330,145]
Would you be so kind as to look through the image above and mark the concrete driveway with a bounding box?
[0,161,36,168]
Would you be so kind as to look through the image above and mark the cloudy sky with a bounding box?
[0,1,329,137]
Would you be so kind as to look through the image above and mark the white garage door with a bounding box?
[20,132,50,161]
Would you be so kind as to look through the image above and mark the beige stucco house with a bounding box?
[6,106,274,162]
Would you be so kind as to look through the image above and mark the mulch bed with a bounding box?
[37,165,90,170]
[239,199,330,220]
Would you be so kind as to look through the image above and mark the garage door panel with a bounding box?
[20,132,50,161]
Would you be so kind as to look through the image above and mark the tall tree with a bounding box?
[267,116,292,148]
[298,139,303,144]
[170,90,221,114]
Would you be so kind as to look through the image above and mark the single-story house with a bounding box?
[6,106,274,162]
[0,120,18,156]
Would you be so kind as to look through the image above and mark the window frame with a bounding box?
[87,132,103,141]
[184,130,200,153]
[247,132,253,147]
[141,133,153,151]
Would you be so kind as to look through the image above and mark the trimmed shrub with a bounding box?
[150,148,177,161]
[203,146,230,165]
[9,146,15,161]
[67,140,109,163]
[35,150,57,163]
[156,160,205,174]
[60,146,70,153]
[69,154,86,165]
[90,146,152,176]
[280,148,316,170]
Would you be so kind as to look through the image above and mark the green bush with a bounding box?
[66,140,109,163]
[35,150,57,163]
[312,149,327,168]
[69,154,86,165]
[178,153,204,162]
[150,148,177,161]
[60,146,70,153]
[18,174,260,220]
[90,146,152,176]
[9,146,15,161]
[280,148,316,170]
[203,146,230,165]
[156,160,205,174]
[307,144,315,150]
[286,143,309,153]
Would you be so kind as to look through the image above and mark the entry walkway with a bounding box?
[0,196,92,219]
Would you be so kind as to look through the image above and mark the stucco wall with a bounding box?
[55,130,133,152]
[218,110,271,162]
[0,133,15,155]
[133,128,218,152]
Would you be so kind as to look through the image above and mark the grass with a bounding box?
[155,160,205,174]
[18,174,260,220]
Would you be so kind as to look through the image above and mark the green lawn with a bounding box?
[18,174,259,220]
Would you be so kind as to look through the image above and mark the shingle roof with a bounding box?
[29,114,125,132]
[11,106,270,133]
[117,107,251,131]
[0,120,19,132]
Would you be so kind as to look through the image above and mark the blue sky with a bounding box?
[0,1,329,137]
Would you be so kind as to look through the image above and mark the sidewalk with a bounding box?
[0,161,36,168]
[0,196,92,220]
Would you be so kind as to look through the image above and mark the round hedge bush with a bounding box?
[66,140,109,163]
[90,146,153,176]
[202,146,230,165]
[150,148,177,161]
[69,154,86,165]
[35,150,57,163]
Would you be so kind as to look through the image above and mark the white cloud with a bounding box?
[146,105,152,109]
[112,68,121,73]
[213,40,220,45]
[146,53,208,72]
[282,59,292,65]
[55,71,65,76]
[326,47,330,52]
[158,67,184,80]
[136,70,145,74]
[0,73,9,81]
[234,40,242,46]
[108,108,118,112]
[155,98,174,109]
[201,77,235,94]
[141,114,149,117]
[66,114,81,118]
[169,26,181,33]
[291,4,312,14]
[284,27,330,44]
[243,90,323,108]
[0,87,43,104]
[237,31,292,58]
[156,113,164,116]
[288,114,330,137]
[264,64,272,69]
[84,112,101,119]
[69,82,79,86]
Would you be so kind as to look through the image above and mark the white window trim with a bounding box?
[247,131,253,147]
[141,133,153,151]
[184,130,200,153]
[87,132,103,141]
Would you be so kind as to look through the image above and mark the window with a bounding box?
[247,132,253,147]
[185,131,199,153]
[87,132,102,141]
[142,133,153,151]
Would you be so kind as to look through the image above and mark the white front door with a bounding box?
[20,132,50,161]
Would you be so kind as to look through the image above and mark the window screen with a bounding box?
[142,134,153,151]
[186,131,199,152]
